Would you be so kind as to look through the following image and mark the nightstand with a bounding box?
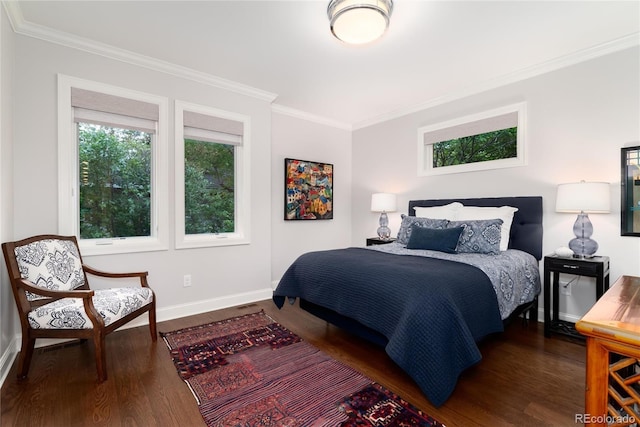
[544,254,610,339]
[366,237,396,246]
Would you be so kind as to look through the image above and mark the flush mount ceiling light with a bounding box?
[328,0,393,45]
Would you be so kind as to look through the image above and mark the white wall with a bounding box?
[1,8,637,386]
[352,46,640,321]
[0,23,355,384]
[12,35,274,324]
[0,5,17,384]
[270,112,352,283]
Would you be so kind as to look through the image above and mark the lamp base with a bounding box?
[377,211,391,240]
[377,226,391,240]
[568,213,598,257]
[568,240,598,258]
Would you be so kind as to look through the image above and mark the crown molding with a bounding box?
[2,1,23,31]
[271,103,352,131]
[353,32,640,130]
[4,2,638,131]
[3,2,278,103]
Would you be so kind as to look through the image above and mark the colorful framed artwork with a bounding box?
[284,158,333,220]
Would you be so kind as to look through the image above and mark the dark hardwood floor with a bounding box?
[1,299,586,426]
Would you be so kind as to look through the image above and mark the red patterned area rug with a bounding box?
[161,311,446,427]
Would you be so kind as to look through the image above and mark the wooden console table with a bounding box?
[576,275,640,426]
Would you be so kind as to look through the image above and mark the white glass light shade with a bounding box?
[328,0,393,45]
[556,181,611,213]
[371,193,397,212]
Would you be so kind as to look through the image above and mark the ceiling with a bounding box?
[9,1,640,128]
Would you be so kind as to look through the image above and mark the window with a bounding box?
[78,123,152,239]
[58,75,169,255]
[175,101,250,248]
[417,103,526,176]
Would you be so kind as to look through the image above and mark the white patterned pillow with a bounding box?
[455,205,518,251]
[27,287,154,329]
[14,239,85,301]
[447,219,503,255]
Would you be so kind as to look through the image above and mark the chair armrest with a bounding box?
[16,278,95,299]
[82,264,151,288]
[83,264,148,279]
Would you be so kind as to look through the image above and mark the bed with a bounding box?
[273,196,542,407]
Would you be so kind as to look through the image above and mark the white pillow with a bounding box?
[413,202,462,220]
[455,205,518,251]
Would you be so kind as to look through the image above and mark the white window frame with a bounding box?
[175,100,251,249]
[417,103,526,176]
[58,74,169,255]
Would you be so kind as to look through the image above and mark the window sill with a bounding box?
[79,237,168,256]
[175,233,250,250]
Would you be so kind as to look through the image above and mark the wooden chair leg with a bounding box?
[148,304,157,342]
[17,335,35,379]
[93,331,107,382]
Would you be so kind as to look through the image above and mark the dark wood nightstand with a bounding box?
[366,237,396,246]
[544,254,610,339]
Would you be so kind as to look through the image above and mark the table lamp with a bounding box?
[556,181,610,258]
[371,193,397,240]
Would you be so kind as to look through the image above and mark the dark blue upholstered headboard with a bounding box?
[408,196,543,260]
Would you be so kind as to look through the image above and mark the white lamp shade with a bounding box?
[328,0,393,45]
[556,181,611,213]
[371,193,397,212]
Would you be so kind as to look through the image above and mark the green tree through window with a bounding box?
[78,123,151,239]
[433,127,517,168]
[184,139,235,234]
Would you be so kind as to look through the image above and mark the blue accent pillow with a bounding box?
[447,219,503,254]
[396,215,449,245]
[406,226,464,253]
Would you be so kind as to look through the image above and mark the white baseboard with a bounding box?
[0,287,274,388]
[154,287,274,325]
[531,308,580,323]
[0,336,19,387]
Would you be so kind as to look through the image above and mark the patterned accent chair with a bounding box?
[2,234,157,382]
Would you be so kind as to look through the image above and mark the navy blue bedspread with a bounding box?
[273,247,504,407]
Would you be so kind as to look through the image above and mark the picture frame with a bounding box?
[621,145,640,236]
[284,158,333,220]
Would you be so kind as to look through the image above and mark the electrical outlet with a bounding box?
[560,282,571,296]
[183,274,192,287]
